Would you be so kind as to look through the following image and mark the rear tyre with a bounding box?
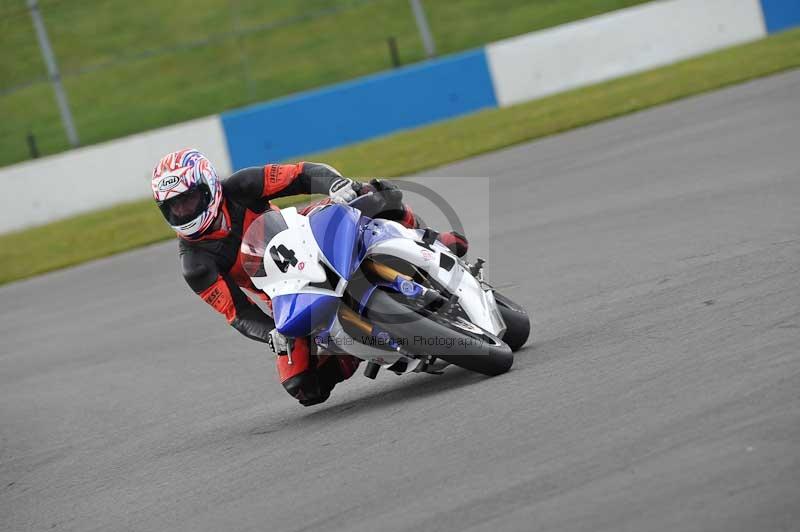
[494,292,531,352]
[364,289,513,376]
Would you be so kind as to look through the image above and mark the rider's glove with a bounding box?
[267,328,289,356]
[328,177,358,204]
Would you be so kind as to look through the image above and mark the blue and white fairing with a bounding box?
[308,202,362,279]
[241,200,506,354]
[356,218,507,338]
[240,205,362,338]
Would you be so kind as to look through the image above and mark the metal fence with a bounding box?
[0,0,436,164]
[0,0,652,166]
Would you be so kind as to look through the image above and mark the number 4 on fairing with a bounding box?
[270,244,298,273]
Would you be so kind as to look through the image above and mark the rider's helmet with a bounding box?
[151,148,223,238]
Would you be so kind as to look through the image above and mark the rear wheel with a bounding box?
[363,289,513,376]
[494,292,531,352]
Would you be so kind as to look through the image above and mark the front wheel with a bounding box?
[363,290,513,376]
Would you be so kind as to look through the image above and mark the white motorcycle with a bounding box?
[240,194,530,379]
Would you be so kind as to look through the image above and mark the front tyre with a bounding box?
[363,290,513,376]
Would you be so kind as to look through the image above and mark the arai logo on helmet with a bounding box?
[158,175,181,191]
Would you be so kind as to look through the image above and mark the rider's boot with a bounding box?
[277,338,325,405]
[438,230,469,258]
[398,204,469,258]
[304,354,361,406]
[277,339,361,406]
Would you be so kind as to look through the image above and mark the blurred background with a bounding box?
[0,0,650,167]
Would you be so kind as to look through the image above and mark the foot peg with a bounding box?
[421,228,439,247]
[469,258,485,281]
[364,360,380,379]
[386,358,408,375]
[420,356,449,375]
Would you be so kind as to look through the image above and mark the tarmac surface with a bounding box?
[1,70,799,532]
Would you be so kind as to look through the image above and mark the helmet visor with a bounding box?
[158,185,210,226]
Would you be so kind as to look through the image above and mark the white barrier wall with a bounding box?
[0,0,779,234]
[0,116,231,234]
[486,0,767,107]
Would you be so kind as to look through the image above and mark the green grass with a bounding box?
[312,28,800,177]
[0,0,651,167]
[1,27,799,285]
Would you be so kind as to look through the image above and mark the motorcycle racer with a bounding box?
[152,148,468,406]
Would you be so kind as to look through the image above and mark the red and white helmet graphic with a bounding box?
[151,148,222,238]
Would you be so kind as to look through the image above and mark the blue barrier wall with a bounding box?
[221,49,497,170]
[760,0,800,33]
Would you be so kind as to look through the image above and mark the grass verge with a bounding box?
[1,0,649,167]
[1,27,799,285]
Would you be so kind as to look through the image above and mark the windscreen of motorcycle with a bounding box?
[240,207,332,298]
[241,209,288,278]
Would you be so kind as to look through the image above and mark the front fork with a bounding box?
[329,259,453,378]
[361,259,449,309]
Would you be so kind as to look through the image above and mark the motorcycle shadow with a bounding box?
[248,348,534,436]
[298,367,491,424]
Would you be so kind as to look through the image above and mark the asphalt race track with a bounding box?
[2,70,799,532]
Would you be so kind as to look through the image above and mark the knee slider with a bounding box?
[282,371,330,406]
